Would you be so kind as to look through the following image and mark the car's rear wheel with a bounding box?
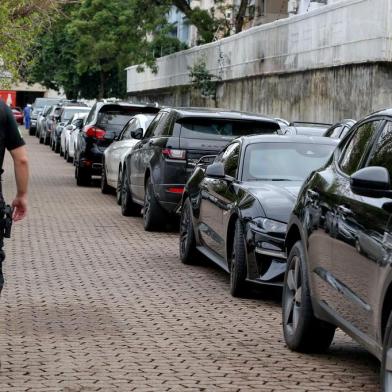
[100,164,111,194]
[57,142,62,155]
[121,168,140,216]
[230,220,248,297]
[116,169,122,205]
[179,198,199,264]
[75,166,91,186]
[382,312,392,391]
[143,176,166,231]
[282,241,335,353]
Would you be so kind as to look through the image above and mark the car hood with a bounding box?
[243,181,302,223]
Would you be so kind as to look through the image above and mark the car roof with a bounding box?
[363,108,392,119]
[168,107,277,123]
[61,106,90,110]
[237,134,340,147]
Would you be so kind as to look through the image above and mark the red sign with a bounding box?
[0,91,16,107]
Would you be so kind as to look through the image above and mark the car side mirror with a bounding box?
[131,128,143,140]
[205,162,225,178]
[350,166,391,198]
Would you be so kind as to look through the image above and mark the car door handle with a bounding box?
[337,205,352,216]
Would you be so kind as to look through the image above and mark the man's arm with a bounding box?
[9,146,29,221]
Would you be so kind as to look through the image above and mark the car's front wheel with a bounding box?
[230,220,248,297]
[100,164,111,194]
[121,168,140,216]
[382,312,392,391]
[282,240,335,353]
[179,198,199,264]
[143,176,166,231]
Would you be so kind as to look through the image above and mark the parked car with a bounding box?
[36,105,52,140]
[62,113,88,162]
[101,113,155,201]
[74,101,160,186]
[51,104,90,154]
[120,108,281,231]
[281,109,392,389]
[39,104,62,145]
[281,121,332,136]
[12,107,23,125]
[31,97,62,136]
[323,119,356,139]
[179,135,338,295]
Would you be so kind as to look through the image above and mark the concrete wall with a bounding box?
[127,0,392,122]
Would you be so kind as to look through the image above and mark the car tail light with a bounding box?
[162,148,186,160]
[85,126,106,139]
[167,187,184,194]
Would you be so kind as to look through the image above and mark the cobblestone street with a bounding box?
[0,131,380,391]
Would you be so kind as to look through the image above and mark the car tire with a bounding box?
[100,165,111,194]
[66,150,73,163]
[121,168,140,216]
[230,219,248,297]
[143,176,166,231]
[179,198,200,264]
[116,169,122,205]
[75,166,91,187]
[39,135,44,144]
[29,128,35,136]
[44,135,50,145]
[381,312,392,391]
[57,143,62,155]
[282,240,336,353]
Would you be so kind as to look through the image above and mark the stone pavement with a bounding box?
[0,131,380,391]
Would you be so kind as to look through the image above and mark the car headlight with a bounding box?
[251,218,287,235]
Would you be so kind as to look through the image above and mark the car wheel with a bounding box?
[381,312,392,391]
[230,219,248,297]
[116,169,122,205]
[179,198,199,264]
[121,168,140,216]
[28,128,34,136]
[57,143,62,155]
[66,150,72,163]
[75,166,91,187]
[45,135,50,145]
[39,135,44,144]
[143,176,166,231]
[282,240,336,353]
[100,165,111,194]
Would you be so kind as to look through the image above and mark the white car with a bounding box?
[66,114,88,162]
[101,113,155,202]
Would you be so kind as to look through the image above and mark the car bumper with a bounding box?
[154,184,185,213]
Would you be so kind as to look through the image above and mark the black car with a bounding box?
[30,97,62,136]
[120,108,281,231]
[282,109,392,389]
[74,101,160,186]
[50,104,89,154]
[178,135,338,296]
[323,119,356,139]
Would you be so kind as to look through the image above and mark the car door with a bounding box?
[328,119,387,339]
[130,113,162,201]
[198,142,240,259]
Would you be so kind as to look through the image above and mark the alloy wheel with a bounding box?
[284,255,302,335]
[179,204,190,257]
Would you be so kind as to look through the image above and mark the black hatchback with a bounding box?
[120,107,281,231]
[282,109,392,389]
[74,101,160,186]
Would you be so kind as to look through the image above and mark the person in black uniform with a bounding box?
[0,100,29,294]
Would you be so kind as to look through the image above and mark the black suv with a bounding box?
[74,101,160,186]
[282,109,392,389]
[120,107,280,231]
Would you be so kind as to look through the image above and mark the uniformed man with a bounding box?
[0,100,29,294]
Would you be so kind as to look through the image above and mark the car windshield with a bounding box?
[62,108,90,121]
[180,119,279,140]
[97,112,136,133]
[243,142,336,181]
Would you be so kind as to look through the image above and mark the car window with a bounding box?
[216,142,240,178]
[152,113,169,137]
[339,121,381,175]
[367,121,392,178]
[325,125,343,139]
[144,113,162,138]
[122,119,139,140]
[86,104,96,124]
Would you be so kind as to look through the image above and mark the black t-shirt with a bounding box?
[0,101,25,172]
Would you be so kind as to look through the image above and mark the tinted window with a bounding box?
[325,125,343,138]
[243,142,335,181]
[144,113,162,138]
[340,121,381,175]
[367,121,392,178]
[62,108,90,121]
[216,143,240,178]
[180,119,279,140]
[97,111,136,137]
